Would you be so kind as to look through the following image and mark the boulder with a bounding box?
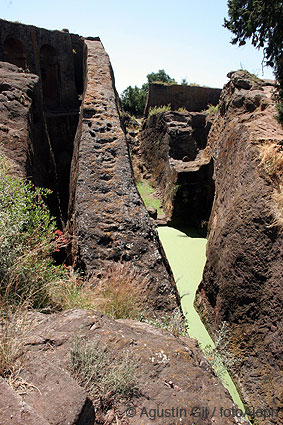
[0,309,250,425]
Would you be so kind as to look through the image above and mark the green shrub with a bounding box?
[70,337,138,402]
[143,309,189,336]
[177,107,188,113]
[0,156,68,308]
[148,104,171,117]
[201,104,219,115]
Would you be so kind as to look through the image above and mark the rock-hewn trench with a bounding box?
[126,71,283,425]
[0,18,282,425]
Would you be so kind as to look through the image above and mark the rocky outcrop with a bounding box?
[0,62,59,213]
[195,71,283,424]
[1,309,249,425]
[67,40,178,311]
[0,19,84,221]
[135,111,215,228]
[0,62,39,177]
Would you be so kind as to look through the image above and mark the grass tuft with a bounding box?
[148,104,171,116]
[0,307,30,377]
[143,309,189,336]
[70,336,138,403]
[88,262,149,320]
[201,104,219,115]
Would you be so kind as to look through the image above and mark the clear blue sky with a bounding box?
[1,0,274,93]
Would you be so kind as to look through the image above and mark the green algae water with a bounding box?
[158,226,246,413]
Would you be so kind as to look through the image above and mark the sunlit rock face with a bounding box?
[195,71,283,425]
[67,40,179,312]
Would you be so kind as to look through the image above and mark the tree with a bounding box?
[146,69,176,84]
[120,85,147,117]
[224,0,283,85]
[224,0,283,122]
[120,69,176,117]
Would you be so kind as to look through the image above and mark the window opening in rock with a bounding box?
[3,37,27,69]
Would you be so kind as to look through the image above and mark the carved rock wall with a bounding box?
[0,19,84,221]
[137,111,215,228]
[0,62,59,216]
[68,40,178,311]
[144,82,221,116]
[0,18,79,110]
[195,71,283,424]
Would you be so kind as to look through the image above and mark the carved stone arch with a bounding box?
[3,37,27,69]
[40,44,60,108]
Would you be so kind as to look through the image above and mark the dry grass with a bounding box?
[88,262,149,320]
[258,142,283,180]
[0,307,30,377]
[46,268,93,311]
[70,336,138,404]
[144,309,189,336]
[258,141,283,227]
[270,186,283,228]
[148,104,171,116]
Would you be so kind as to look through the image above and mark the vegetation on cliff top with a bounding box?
[224,0,283,123]
[121,69,177,117]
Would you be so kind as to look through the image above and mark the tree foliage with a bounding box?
[120,69,176,117]
[120,85,147,117]
[224,0,283,82]
[146,69,176,84]
[224,0,283,123]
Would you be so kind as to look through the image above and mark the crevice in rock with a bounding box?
[76,397,95,425]
[45,110,80,221]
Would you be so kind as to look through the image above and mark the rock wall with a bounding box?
[67,40,178,311]
[144,82,221,116]
[0,18,85,221]
[0,18,79,110]
[0,62,59,216]
[195,71,283,424]
[136,111,215,229]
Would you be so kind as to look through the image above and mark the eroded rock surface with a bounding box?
[0,62,61,217]
[195,71,283,424]
[0,62,52,183]
[68,40,178,311]
[135,111,215,228]
[1,309,250,425]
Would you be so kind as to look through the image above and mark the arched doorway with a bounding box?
[40,44,59,108]
[3,37,26,69]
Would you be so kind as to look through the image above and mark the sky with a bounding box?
[0,0,275,93]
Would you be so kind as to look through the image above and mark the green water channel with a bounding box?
[158,226,246,413]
